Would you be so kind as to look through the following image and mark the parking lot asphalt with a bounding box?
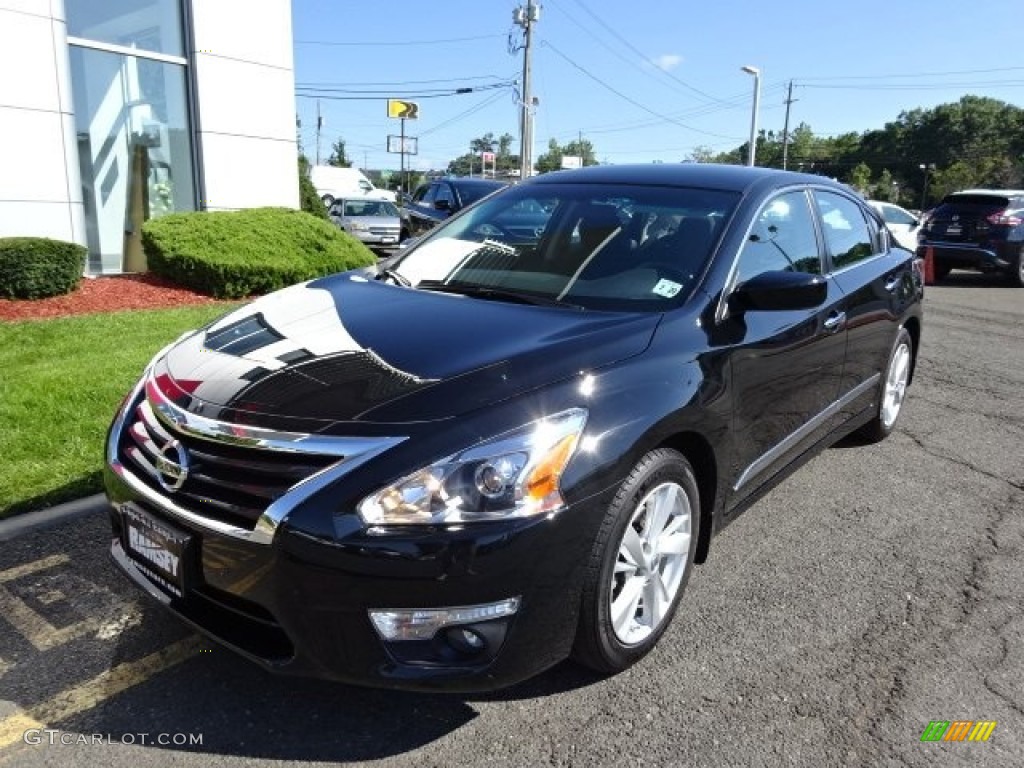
[0,271,1020,767]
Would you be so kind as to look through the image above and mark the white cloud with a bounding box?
[652,54,683,72]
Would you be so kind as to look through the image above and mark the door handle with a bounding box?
[823,311,846,333]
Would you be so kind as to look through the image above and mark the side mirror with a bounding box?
[910,219,919,229]
[729,270,827,313]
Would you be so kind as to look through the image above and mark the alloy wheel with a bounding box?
[881,341,911,429]
[609,481,692,645]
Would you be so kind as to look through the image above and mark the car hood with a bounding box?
[153,272,660,428]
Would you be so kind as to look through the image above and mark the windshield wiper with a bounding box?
[375,268,411,287]
[417,280,583,310]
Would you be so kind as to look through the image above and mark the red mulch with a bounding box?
[0,274,230,322]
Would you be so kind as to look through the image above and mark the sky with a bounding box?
[291,0,1024,173]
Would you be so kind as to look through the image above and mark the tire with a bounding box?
[858,326,913,443]
[572,448,700,674]
[1008,246,1024,288]
[321,194,334,207]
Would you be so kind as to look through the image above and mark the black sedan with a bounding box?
[400,177,506,240]
[104,164,923,691]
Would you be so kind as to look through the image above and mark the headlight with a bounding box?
[357,408,588,526]
[348,221,370,231]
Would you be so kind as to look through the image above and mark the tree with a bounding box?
[535,137,599,174]
[297,154,328,220]
[327,137,352,168]
[535,138,564,174]
[849,163,872,194]
[469,133,496,154]
[684,145,716,163]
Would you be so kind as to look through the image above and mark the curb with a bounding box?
[0,494,107,542]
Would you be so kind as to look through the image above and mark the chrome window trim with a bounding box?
[733,373,880,492]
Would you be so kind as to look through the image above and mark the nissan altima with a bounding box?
[104,164,923,691]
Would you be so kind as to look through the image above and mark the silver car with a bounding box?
[328,198,402,253]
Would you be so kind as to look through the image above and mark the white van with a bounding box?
[310,166,394,204]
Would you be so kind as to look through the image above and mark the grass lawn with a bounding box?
[0,304,235,519]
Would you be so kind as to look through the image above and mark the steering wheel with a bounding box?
[471,222,510,239]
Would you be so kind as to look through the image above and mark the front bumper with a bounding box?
[105,464,610,691]
[349,230,400,249]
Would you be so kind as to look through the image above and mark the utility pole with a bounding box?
[315,99,322,166]
[514,1,539,179]
[781,80,797,171]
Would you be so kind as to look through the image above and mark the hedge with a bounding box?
[0,237,87,299]
[298,155,329,220]
[142,207,376,298]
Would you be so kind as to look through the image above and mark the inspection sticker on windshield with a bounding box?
[652,279,682,298]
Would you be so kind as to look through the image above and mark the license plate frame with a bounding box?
[122,505,193,598]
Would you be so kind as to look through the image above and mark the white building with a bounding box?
[0,0,298,273]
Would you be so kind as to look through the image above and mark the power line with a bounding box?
[296,75,512,87]
[296,82,515,96]
[800,80,1024,91]
[296,84,514,101]
[796,65,1024,81]
[420,90,510,137]
[541,40,744,141]
[295,34,504,47]
[545,0,711,105]
[561,0,733,107]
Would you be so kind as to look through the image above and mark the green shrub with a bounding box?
[0,237,87,299]
[298,155,329,220]
[142,207,375,299]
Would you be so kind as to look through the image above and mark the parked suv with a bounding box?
[919,189,1024,285]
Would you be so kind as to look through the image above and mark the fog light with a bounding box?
[369,597,520,642]
[452,627,485,650]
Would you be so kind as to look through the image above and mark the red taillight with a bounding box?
[986,211,1022,226]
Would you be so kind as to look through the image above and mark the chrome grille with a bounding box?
[368,227,400,236]
[120,399,339,530]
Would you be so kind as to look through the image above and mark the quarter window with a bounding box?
[735,191,821,285]
[815,191,876,269]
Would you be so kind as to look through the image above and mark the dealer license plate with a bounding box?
[123,505,191,598]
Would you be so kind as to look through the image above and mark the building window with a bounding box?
[66,0,194,273]
[66,0,185,57]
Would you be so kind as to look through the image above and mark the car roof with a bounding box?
[524,163,846,194]
[445,178,507,190]
[947,189,1024,197]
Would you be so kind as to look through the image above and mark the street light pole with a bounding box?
[741,66,761,167]
[919,163,935,211]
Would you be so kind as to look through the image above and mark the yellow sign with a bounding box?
[387,99,419,119]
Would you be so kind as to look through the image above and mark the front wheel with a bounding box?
[572,449,700,674]
[858,326,913,443]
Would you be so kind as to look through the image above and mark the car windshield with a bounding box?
[344,200,399,217]
[458,182,506,206]
[390,182,738,311]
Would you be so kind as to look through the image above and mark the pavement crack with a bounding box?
[900,429,1024,493]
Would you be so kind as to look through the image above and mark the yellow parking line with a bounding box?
[0,636,201,750]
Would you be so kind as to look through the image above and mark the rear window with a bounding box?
[941,194,1011,209]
